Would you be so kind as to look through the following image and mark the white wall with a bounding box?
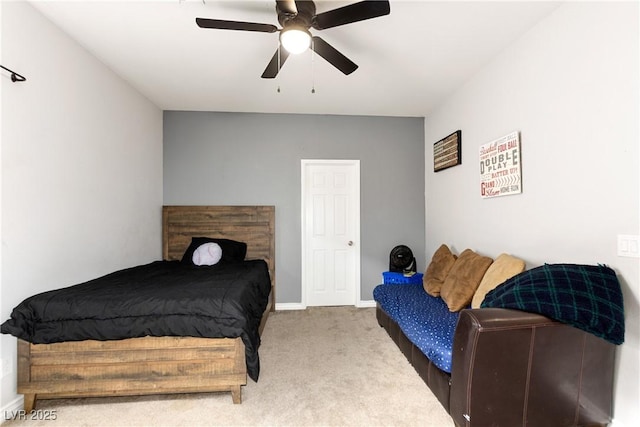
[424,2,638,426]
[0,1,163,410]
[0,0,4,411]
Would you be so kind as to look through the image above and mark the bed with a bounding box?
[2,205,275,410]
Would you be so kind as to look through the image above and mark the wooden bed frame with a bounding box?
[17,205,275,411]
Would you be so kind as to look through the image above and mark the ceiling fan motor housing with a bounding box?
[277,1,315,29]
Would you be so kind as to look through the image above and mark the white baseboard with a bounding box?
[274,302,306,311]
[1,396,24,425]
[275,301,376,310]
[357,300,376,308]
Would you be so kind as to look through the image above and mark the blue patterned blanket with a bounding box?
[373,283,459,373]
[481,263,624,345]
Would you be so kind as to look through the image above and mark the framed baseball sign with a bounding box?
[479,131,522,198]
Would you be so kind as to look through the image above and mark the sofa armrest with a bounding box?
[449,308,614,427]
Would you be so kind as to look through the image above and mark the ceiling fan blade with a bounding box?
[196,17,278,33]
[276,0,298,16]
[311,36,358,75]
[312,0,390,30]
[261,46,291,79]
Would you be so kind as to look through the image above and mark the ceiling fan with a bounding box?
[195,0,390,78]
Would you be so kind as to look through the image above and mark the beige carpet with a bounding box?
[4,307,453,427]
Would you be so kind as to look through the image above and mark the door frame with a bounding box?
[301,159,361,307]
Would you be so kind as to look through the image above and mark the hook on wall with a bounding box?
[1,65,27,82]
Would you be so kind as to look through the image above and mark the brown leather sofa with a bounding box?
[376,305,615,427]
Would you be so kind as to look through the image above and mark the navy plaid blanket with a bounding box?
[481,263,624,345]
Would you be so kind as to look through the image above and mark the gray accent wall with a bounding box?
[163,111,425,304]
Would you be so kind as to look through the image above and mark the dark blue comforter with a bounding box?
[374,282,459,373]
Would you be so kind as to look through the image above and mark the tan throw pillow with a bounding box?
[440,249,493,312]
[423,244,458,297]
[471,253,526,308]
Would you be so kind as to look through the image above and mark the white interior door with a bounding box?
[302,160,360,307]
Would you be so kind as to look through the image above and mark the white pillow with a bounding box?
[192,242,223,266]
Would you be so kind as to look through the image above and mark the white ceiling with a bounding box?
[29,0,562,117]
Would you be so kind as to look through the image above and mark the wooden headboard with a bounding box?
[162,205,275,308]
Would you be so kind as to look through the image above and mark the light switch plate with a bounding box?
[618,235,640,258]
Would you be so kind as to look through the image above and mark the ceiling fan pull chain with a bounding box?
[277,42,282,93]
[311,39,316,94]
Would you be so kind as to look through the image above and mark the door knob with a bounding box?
[348,241,354,246]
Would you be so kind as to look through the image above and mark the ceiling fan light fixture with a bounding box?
[280,27,311,54]
[195,0,392,78]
